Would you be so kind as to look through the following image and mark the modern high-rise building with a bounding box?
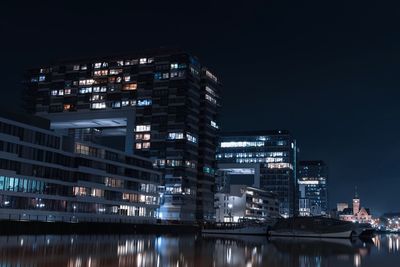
[0,110,160,224]
[297,160,328,216]
[216,131,297,218]
[24,49,221,222]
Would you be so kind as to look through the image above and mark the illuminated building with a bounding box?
[216,131,297,218]
[297,160,328,216]
[24,49,221,222]
[0,110,160,223]
[214,185,279,222]
[353,190,360,215]
[337,202,349,212]
[339,190,372,223]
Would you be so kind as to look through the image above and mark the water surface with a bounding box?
[0,234,399,266]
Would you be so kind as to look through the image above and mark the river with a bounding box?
[0,234,398,266]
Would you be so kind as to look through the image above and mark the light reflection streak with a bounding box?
[0,234,397,266]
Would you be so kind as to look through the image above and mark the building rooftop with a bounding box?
[220,130,291,137]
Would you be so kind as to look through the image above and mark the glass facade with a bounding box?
[298,160,328,216]
[216,131,297,218]
[0,115,160,223]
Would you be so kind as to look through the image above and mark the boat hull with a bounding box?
[268,229,354,239]
[202,226,268,235]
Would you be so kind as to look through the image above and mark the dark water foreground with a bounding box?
[0,234,399,267]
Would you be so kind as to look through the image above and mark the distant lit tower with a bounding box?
[353,186,360,215]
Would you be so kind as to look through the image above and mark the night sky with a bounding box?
[1,1,400,214]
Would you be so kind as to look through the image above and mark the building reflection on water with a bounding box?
[0,234,399,267]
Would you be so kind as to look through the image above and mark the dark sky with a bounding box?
[1,1,400,214]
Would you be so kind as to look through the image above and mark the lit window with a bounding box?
[39,75,46,82]
[136,143,142,149]
[139,58,147,64]
[137,99,152,106]
[91,188,104,197]
[203,166,214,174]
[154,72,170,80]
[154,159,165,167]
[143,134,151,140]
[206,86,217,97]
[112,101,121,108]
[79,87,92,94]
[220,141,264,148]
[94,62,108,69]
[73,65,80,71]
[142,142,150,149]
[90,94,103,101]
[136,134,151,140]
[91,102,106,109]
[205,70,218,82]
[170,63,186,69]
[211,120,219,129]
[122,100,130,106]
[93,86,107,93]
[94,70,108,76]
[135,125,151,132]
[185,160,196,168]
[51,90,58,96]
[124,76,131,82]
[73,186,87,196]
[125,59,138,65]
[123,83,137,90]
[64,89,71,95]
[166,160,183,167]
[64,104,73,111]
[205,94,217,104]
[109,69,122,75]
[58,90,64,96]
[186,133,197,143]
[75,143,89,155]
[267,163,293,170]
[79,79,95,85]
[168,132,184,140]
[117,60,124,66]
[81,65,87,70]
[147,58,154,64]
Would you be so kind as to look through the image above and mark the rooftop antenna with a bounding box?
[354,185,358,198]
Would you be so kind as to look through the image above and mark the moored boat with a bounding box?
[202,222,268,235]
[269,217,356,238]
